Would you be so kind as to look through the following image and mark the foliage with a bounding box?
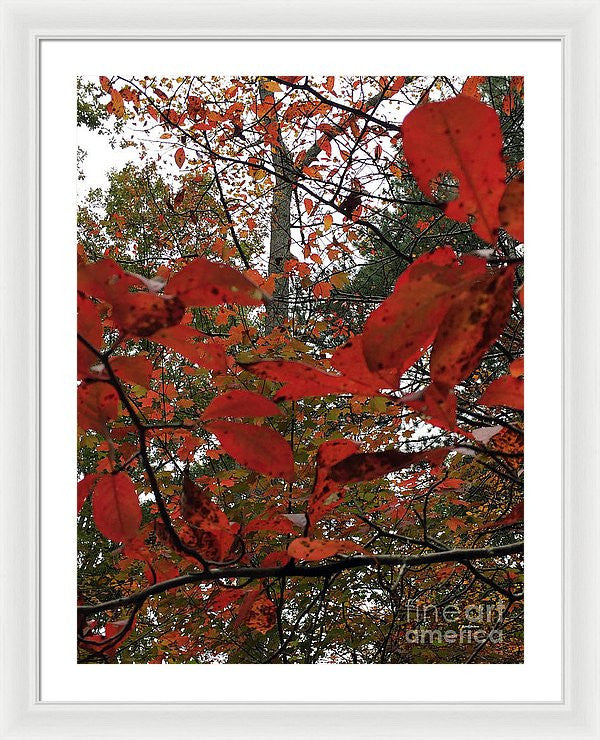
[77,75,524,665]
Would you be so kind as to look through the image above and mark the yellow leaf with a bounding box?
[262,79,282,93]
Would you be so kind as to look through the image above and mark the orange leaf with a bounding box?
[460,76,486,101]
[313,281,332,299]
[304,198,314,215]
[174,147,185,168]
[92,473,142,542]
[402,96,506,243]
[287,538,368,562]
[109,89,124,118]
[204,420,295,481]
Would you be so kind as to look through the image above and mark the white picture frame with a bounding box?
[1,0,598,738]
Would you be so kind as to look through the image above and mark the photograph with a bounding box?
[76,73,525,665]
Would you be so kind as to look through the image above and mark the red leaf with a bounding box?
[235,588,276,633]
[240,359,381,401]
[405,382,458,432]
[173,187,186,209]
[361,247,477,374]
[77,382,119,433]
[92,473,142,542]
[78,259,141,304]
[330,334,400,390]
[478,375,524,410]
[166,257,269,306]
[402,96,506,243]
[174,147,185,168]
[180,475,235,560]
[327,447,449,486]
[430,265,516,386]
[307,439,360,525]
[304,198,314,215]
[204,421,295,481]
[499,176,524,243]
[318,135,332,158]
[111,292,185,337]
[77,473,99,513]
[287,537,369,562]
[202,390,282,420]
[149,324,228,372]
[245,510,296,535]
[110,355,153,388]
[77,294,103,379]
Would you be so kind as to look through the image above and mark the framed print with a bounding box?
[1,1,599,739]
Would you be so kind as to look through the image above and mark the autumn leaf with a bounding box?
[361,247,480,374]
[478,375,524,410]
[180,475,235,560]
[307,439,360,526]
[204,420,295,481]
[77,473,100,513]
[287,537,370,562]
[109,88,125,118]
[148,325,228,372]
[166,257,269,306]
[245,510,296,535]
[235,588,277,633]
[78,258,141,305]
[499,176,524,243]
[202,390,282,420]
[402,96,506,243]
[77,381,119,433]
[239,358,380,401]
[327,447,449,486]
[110,355,153,389]
[430,265,516,386]
[174,147,185,168]
[111,292,186,337]
[405,381,459,432]
[92,472,142,542]
[77,293,103,378]
[461,76,486,101]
